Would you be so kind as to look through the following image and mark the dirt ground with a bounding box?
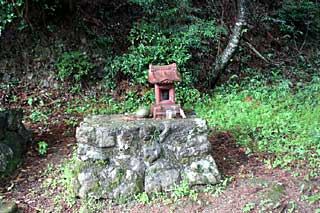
[1,124,319,213]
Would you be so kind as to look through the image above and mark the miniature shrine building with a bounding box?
[148,63,183,119]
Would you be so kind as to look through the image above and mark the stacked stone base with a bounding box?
[74,115,220,199]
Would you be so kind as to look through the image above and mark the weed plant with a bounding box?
[37,141,48,156]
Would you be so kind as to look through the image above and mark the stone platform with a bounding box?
[74,115,220,199]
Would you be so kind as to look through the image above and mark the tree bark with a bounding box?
[211,0,248,87]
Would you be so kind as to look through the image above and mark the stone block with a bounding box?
[74,115,220,200]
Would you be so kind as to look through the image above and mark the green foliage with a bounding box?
[122,89,155,113]
[64,116,78,128]
[130,0,192,23]
[60,156,78,199]
[31,0,61,16]
[63,89,154,116]
[204,176,234,196]
[112,20,222,86]
[277,0,320,37]
[62,83,203,116]
[242,202,256,213]
[41,151,79,209]
[29,108,48,123]
[171,177,198,202]
[196,74,320,174]
[105,0,225,90]
[56,51,94,92]
[302,193,320,205]
[37,141,48,155]
[175,85,204,107]
[0,0,24,35]
[134,192,150,205]
[108,29,191,87]
[28,96,45,107]
[134,177,198,206]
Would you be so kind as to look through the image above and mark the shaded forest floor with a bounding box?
[1,121,319,212]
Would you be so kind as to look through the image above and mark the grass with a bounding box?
[196,75,320,175]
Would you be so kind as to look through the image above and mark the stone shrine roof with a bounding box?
[148,63,181,84]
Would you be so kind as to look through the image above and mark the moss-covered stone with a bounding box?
[0,201,18,213]
[74,114,220,200]
[0,109,31,179]
[264,183,286,202]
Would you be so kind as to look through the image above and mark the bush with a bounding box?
[0,0,24,35]
[56,51,94,92]
[278,0,320,38]
[105,17,225,90]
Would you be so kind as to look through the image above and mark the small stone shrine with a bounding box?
[72,63,220,200]
[73,115,221,200]
[148,63,184,119]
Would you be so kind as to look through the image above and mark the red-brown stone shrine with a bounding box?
[148,63,184,119]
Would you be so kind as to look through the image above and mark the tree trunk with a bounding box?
[211,0,248,87]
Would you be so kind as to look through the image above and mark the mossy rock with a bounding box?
[2,132,25,157]
[0,201,18,213]
[262,183,286,203]
[136,106,150,118]
[75,115,220,199]
[0,109,31,179]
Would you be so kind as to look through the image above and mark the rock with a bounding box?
[109,170,144,199]
[76,126,96,145]
[143,142,161,164]
[42,79,50,88]
[135,106,150,118]
[6,109,23,131]
[95,128,116,148]
[97,165,144,199]
[2,73,10,82]
[145,168,181,192]
[78,168,99,198]
[0,144,13,172]
[129,157,145,173]
[2,132,26,158]
[0,109,31,178]
[74,114,220,200]
[0,201,18,213]
[145,159,181,192]
[175,135,211,159]
[184,156,220,186]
